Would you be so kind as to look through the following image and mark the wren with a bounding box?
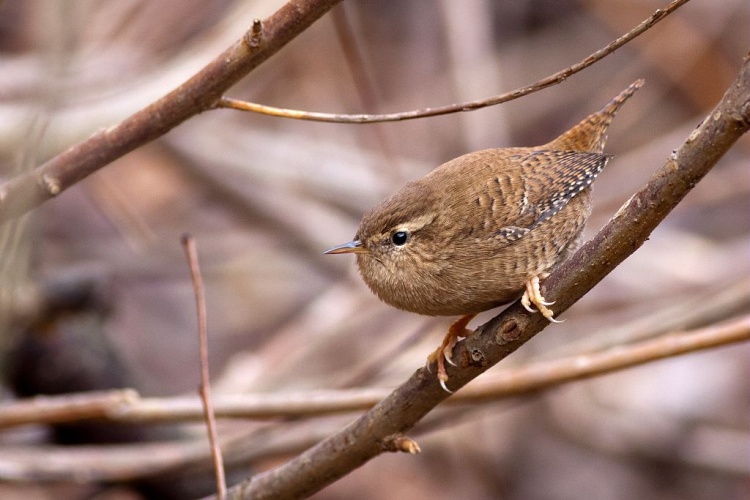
[326,80,643,390]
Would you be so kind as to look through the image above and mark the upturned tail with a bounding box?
[547,79,644,154]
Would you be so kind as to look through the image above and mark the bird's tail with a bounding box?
[548,79,644,154]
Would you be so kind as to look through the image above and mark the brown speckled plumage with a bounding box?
[326,80,643,387]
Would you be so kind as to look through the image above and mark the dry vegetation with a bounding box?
[0,0,748,499]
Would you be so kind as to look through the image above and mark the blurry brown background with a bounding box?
[0,0,748,499]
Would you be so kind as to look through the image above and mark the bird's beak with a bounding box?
[324,240,368,255]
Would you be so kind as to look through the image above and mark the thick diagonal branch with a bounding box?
[225,52,750,500]
[0,0,343,224]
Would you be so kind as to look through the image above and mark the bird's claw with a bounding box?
[439,377,453,393]
[443,348,457,367]
[522,275,564,323]
[427,314,476,394]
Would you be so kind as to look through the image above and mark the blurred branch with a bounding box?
[457,313,750,403]
[548,276,750,358]
[0,314,747,483]
[0,314,747,432]
[330,4,399,176]
[0,389,139,429]
[223,52,750,499]
[216,0,690,123]
[0,0,344,224]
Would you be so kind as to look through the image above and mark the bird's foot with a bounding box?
[521,274,563,323]
[427,313,476,392]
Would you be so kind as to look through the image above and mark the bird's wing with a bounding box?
[520,150,610,229]
[482,149,609,245]
[429,148,608,247]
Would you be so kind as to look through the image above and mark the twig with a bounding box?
[0,0,344,224]
[0,389,139,429]
[0,439,217,483]
[546,277,750,359]
[216,0,691,123]
[0,313,748,429]
[182,234,226,499]
[457,313,750,402]
[222,52,750,500]
[0,314,747,483]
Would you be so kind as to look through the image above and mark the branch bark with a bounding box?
[224,52,750,500]
[0,0,344,224]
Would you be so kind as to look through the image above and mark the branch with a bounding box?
[0,0,690,222]
[0,314,747,483]
[215,0,691,123]
[457,314,750,402]
[224,52,750,499]
[0,314,747,433]
[183,234,226,499]
[0,0,344,224]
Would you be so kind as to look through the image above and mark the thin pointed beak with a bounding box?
[324,240,368,255]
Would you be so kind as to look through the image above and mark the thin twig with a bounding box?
[546,277,750,359]
[216,0,691,123]
[182,233,226,500]
[0,389,139,429]
[458,313,750,402]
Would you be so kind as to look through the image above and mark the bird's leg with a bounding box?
[521,274,563,323]
[427,313,476,391]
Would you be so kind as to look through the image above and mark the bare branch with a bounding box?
[0,390,139,429]
[0,0,344,224]
[0,314,748,433]
[0,314,747,483]
[458,314,750,402]
[183,234,226,499]
[216,0,691,123]
[223,52,750,500]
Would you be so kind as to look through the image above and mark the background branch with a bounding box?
[0,313,747,430]
[183,234,226,499]
[0,314,747,484]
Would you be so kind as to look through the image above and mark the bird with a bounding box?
[325,80,643,391]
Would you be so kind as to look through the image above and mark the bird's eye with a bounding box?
[391,230,409,246]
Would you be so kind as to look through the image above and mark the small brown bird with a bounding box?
[326,80,643,390]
